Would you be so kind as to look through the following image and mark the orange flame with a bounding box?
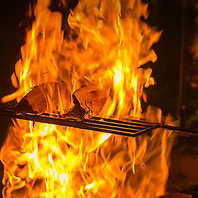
[1,0,174,197]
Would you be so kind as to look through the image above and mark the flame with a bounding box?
[1,0,174,197]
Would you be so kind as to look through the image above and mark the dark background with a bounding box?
[0,1,31,195]
[0,0,197,197]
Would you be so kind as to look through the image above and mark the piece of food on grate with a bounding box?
[72,86,107,118]
[61,105,86,120]
[15,83,107,120]
[14,82,72,115]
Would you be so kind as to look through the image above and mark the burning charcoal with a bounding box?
[15,82,72,114]
[72,86,107,118]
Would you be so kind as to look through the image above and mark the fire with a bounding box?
[1,0,174,197]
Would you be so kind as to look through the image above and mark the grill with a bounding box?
[0,109,198,138]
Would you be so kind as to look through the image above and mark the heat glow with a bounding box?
[1,0,174,197]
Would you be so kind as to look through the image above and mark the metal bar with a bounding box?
[1,109,198,137]
[0,109,149,137]
[178,0,186,128]
[90,116,154,126]
[161,125,198,136]
[87,118,148,129]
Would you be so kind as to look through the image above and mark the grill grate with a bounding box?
[0,109,197,137]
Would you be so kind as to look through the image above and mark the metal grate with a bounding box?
[0,109,198,137]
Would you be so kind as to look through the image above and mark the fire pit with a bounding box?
[0,0,198,198]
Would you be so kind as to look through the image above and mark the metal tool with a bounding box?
[0,109,197,137]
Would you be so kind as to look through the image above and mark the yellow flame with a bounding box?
[0,0,175,197]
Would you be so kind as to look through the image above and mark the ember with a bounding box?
[0,0,174,197]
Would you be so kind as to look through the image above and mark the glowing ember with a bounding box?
[1,0,174,197]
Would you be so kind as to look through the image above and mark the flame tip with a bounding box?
[1,0,175,197]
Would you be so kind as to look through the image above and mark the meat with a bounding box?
[15,83,107,119]
[73,86,107,117]
[15,82,72,115]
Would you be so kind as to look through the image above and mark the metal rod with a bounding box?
[178,0,186,128]
[90,116,154,126]
[0,109,150,137]
[0,109,198,137]
[88,118,149,129]
[161,125,198,136]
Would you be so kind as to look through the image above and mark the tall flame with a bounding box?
[1,0,174,197]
